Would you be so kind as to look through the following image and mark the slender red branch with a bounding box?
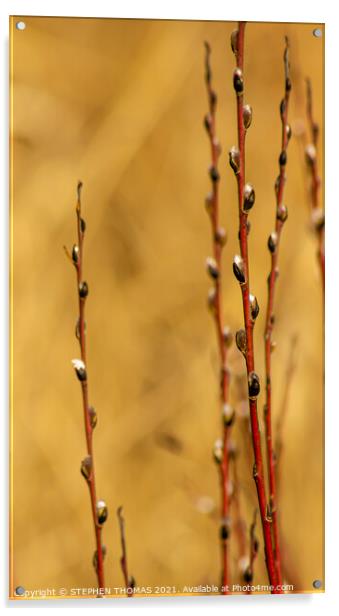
[117,506,135,597]
[305,78,324,290]
[230,447,247,576]
[204,41,233,594]
[229,22,280,592]
[275,335,298,492]
[67,182,106,590]
[263,37,291,586]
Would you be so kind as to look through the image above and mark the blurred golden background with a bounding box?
[10,16,323,597]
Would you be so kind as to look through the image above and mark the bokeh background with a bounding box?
[10,16,324,598]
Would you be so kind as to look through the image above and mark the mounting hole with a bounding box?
[313,579,322,589]
[15,586,25,596]
[313,28,322,38]
[16,21,26,31]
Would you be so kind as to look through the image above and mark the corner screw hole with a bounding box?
[15,586,25,596]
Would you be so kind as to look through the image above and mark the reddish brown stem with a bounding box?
[263,37,291,587]
[70,182,105,589]
[305,78,324,290]
[275,335,298,492]
[231,22,280,592]
[204,42,232,594]
[117,506,134,597]
[231,451,247,573]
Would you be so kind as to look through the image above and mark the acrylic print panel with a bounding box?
[10,16,324,599]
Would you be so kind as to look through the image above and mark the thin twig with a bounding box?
[230,447,248,581]
[263,37,292,586]
[229,22,280,592]
[117,506,135,597]
[305,78,324,290]
[244,509,259,593]
[67,182,106,589]
[275,334,298,491]
[204,41,233,594]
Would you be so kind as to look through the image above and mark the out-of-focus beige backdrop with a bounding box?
[10,16,323,597]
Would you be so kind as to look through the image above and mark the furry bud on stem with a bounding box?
[215,227,227,246]
[96,500,108,525]
[277,204,288,223]
[236,329,247,357]
[233,255,245,284]
[222,403,235,427]
[93,546,107,572]
[243,104,253,129]
[81,455,92,481]
[243,183,255,212]
[72,358,87,382]
[243,567,253,583]
[89,406,97,429]
[230,29,238,55]
[220,524,230,541]
[213,439,223,464]
[233,68,244,95]
[248,371,260,399]
[223,326,233,348]
[229,146,240,175]
[279,150,287,167]
[280,99,286,119]
[249,294,259,320]
[206,257,219,280]
[207,288,217,312]
[286,124,292,142]
[72,244,79,264]
[79,281,89,298]
[268,231,278,253]
[204,113,212,134]
[305,144,316,165]
[209,165,220,183]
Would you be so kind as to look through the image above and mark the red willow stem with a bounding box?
[275,335,298,492]
[230,450,247,574]
[204,41,233,594]
[305,78,324,290]
[117,506,135,597]
[67,182,106,589]
[230,22,280,592]
[263,37,291,587]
